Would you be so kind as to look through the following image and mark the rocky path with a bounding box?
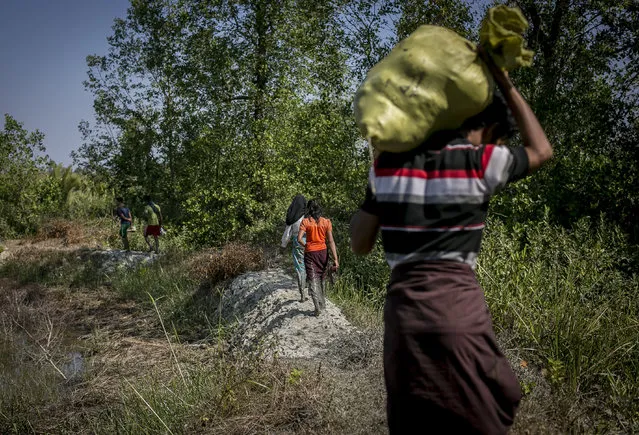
[221,269,357,359]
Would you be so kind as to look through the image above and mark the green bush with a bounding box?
[65,188,112,219]
[331,220,389,308]
[478,216,639,414]
[112,252,197,302]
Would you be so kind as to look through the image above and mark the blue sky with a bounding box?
[0,0,130,165]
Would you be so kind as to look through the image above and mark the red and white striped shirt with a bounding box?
[362,138,529,269]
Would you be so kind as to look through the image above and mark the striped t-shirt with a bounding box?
[361,138,529,269]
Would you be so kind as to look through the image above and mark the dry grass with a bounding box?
[0,245,104,289]
[197,357,386,435]
[8,232,624,433]
[33,219,85,245]
[0,268,388,434]
[28,217,122,251]
[1,240,372,433]
[0,277,78,433]
[0,278,48,330]
[0,235,389,434]
[187,242,266,285]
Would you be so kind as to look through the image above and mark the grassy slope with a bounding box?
[1,216,638,433]
[331,216,639,433]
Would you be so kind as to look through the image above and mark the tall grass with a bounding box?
[1,237,347,434]
[331,220,389,308]
[0,249,98,287]
[0,337,64,433]
[0,281,75,434]
[110,243,265,341]
[332,214,639,429]
[479,217,639,428]
[1,302,335,434]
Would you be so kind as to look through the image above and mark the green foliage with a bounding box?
[396,0,475,40]
[0,115,52,236]
[73,0,374,246]
[47,163,113,219]
[288,368,303,385]
[520,380,535,396]
[112,252,197,304]
[70,0,639,248]
[67,0,639,250]
[478,216,639,416]
[493,0,639,238]
[0,116,113,238]
[330,220,389,308]
[337,0,400,83]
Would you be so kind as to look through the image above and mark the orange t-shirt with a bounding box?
[300,217,332,252]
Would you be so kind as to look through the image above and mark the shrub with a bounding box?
[330,219,389,308]
[33,219,84,245]
[65,188,112,219]
[478,216,639,427]
[187,242,265,286]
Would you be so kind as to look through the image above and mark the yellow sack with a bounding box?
[354,5,533,153]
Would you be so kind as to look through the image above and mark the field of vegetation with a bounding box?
[1,216,637,433]
[1,0,638,433]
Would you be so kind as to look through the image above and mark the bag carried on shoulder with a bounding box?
[354,5,533,153]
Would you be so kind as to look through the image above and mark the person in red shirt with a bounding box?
[297,200,339,316]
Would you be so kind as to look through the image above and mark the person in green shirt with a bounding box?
[143,195,162,254]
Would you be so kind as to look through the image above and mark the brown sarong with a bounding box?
[304,249,329,282]
[384,260,521,434]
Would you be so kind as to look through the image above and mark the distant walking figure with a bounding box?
[297,200,339,316]
[281,194,308,302]
[115,197,132,251]
[143,195,162,254]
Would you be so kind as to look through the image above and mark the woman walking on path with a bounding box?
[281,194,307,302]
[297,200,339,316]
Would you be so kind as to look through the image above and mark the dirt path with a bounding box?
[222,269,358,358]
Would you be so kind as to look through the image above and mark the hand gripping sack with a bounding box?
[354,6,533,153]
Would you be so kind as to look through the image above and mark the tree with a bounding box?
[395,0,475,41]
[74,0,638,245]
[490,0,639,238]
[76,0,366,244]
[0,115,52,235]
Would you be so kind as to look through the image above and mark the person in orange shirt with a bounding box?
[297,200,339,316]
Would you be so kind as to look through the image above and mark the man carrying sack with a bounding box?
[349,10,553,433]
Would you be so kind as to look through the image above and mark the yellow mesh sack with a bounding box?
[354,5,533,153]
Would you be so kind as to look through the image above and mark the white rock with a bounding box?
[221,268,355,359]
